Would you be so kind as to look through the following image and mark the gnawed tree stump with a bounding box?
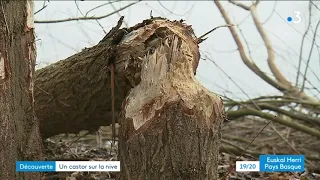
[118,19,225,179]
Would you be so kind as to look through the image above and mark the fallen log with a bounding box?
[35,17,147,138]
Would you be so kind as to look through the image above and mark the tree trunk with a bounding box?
[117,20,225,179]
[0,0,43,179]
[35,18,137,138]
[34,17,225,178]
[35,17,199,139]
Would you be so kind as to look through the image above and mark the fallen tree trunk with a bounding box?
[35,17,149,138]
[34,16,320,144]
[35,17,225,178]
[117,20,225,179]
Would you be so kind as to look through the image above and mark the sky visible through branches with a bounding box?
[34,1,320,101]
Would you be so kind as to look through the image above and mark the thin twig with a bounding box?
[301,19,320,92]
[110,2,128,28]
[261,1,277,25]
[34,5,47,15]
[67,131,91,148]
[157,0,195,17]
[270,125,316,168]
[296,2,312,87]
[310,0,320,12]
[34,0,48,15]
[34,1,138,24]
[205,52,267,110]
[318,46,320,69]
[203,52,275,179]
[74,0,107,34]
[228,0,250,11]
[214,1,287,92]
[74,0,84,17]
[268,28,320,86]
[237,25,254,60]
[223,119,273,180]
[85,1,116,17]
[197,24,234,44]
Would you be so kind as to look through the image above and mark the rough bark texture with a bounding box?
[0,0,43,179]
[117,19,225,179]
[35,17,203,139]
[35,18,146,138]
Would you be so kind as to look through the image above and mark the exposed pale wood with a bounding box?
[34,18,202,139]
[118,19,225,179]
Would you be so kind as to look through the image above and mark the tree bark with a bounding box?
[35,18,141,138]
[0,0,43,179]
[117,20,225,179]
[35,17,202,139]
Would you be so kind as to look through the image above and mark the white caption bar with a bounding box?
[56,161,120,172]
[236,161,260,172]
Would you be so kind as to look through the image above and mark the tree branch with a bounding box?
[250,5,291,86]
[228,0,250,11]
[227,108,320,138]
[215,0,319,103]
[296,2,312,87]
[301,19,320,92]
[34,1,138,24]
[214,1,287,92]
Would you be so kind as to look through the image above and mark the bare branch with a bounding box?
[85,1,115,17]
[237,25,254,60]
[157,1,195,17]
[254,0,260,6]
[215,0,319,103]
[250,5,290,86]
[205,53,263,105]
[74,0,84,17]
[270,125,316,168]
[204,54,313,157]
[34,1,138,24]
[74,0,107,34]
[228,0,250,11]
[227,108,320,138]
[223,118,271,179]
[262,1,277,25]
[34,5,47,15]
[296,2,312,87]
[252,7,320,100]
[225,98,320,107]
[197,24,234,43]
[259,104,320,126]
[214,1,287,92]
[220,144,259,158]
[301,19,320,92]
[310,0,320,12]
[110,1,128,28]
[318,46,320,68]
